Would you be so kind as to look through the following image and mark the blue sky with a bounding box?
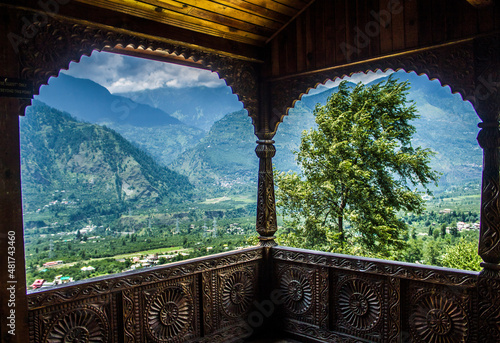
[62,51,392,94]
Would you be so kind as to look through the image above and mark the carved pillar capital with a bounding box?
[255,139,277,247]
[477,122,500,150]
[255,140,276,159]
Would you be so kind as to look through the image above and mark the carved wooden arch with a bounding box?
[268,33,500,268]
[15,11,260,128]
[268,38,490,135]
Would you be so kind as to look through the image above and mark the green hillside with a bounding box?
[170,109,257,195]
[21,102,193,214]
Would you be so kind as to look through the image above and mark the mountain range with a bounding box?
[37,74,205,165]
[117,85,243,131]
[20,101,193,211]
[32,71,482,200]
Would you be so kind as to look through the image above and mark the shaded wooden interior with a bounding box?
[0,0,499,342]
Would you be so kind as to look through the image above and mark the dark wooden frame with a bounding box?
[0,1,499,342]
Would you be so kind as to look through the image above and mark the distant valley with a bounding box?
[22,71,484,285]
[34,71,482,199]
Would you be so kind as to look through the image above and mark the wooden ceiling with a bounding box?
[75,0,315,46]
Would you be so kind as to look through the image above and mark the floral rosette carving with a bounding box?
[410,291,469,343]
[279,267,313,315]
[43,305,109,342]
[222,269,255,317]
[146,285,194,342]
[337,278,381,332]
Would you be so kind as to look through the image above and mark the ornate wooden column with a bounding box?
[255,136,278,247]
[253,76,279,248]
[474,34,500,342]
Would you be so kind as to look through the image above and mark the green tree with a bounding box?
[433,229,440,240]
[441,238,482,271]
[450,225,458,238]
[440,223,447,238]
[423,240,442,266]
[276,77,438,258]
[428,226,434,236]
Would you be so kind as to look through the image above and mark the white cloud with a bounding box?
[325,70,393,88]
[62,51,226,93]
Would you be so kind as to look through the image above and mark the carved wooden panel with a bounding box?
[29,293,118,343]
[203,261,259,336]
[135,275,200,343]
[275,262,328,328]
[272,248,481,343]
[276,263,314,324]
[218,262,258,326]
[407,283,474,343]
[332,272,386,342]
[387,277,401,343]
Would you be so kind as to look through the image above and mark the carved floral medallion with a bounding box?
[279,267,313,315]
[337,278,381,332]
[222,269,255,317]
[146,285,194,342]
[410,291,469,343]
[43,305,109,343]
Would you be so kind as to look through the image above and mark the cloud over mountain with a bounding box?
[63,51,226,93]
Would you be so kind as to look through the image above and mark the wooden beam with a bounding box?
[0,13,29,342]
[145,0,284,29]
[466,0,493,8]
[242,0,298,16]
[211,0,290,23]
[76,0,268,45]
[4,0,264,61]
[265,0,316,44]
[273,0,310,11]
[266,36,479,82]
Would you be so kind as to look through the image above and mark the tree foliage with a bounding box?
[441,238,482,271]
[276,77,439,258]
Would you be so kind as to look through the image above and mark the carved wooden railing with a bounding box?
[271,246,480,343]
[27,247,264,343]
[26,245,485,342]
